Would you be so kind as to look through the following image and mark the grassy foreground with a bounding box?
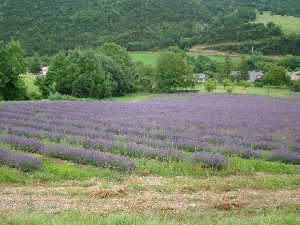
[255,11,300,35]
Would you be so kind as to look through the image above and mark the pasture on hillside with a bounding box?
[0,93,299,224]
[255,11,300,35]
[130,52,242,66]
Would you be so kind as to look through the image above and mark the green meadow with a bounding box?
[130,53,242,66]
[255,11,300,35]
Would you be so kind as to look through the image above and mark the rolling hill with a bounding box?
[0,0,300,55]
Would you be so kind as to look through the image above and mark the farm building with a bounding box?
[196,73,207,82]
[39,67,48,76]
[249,71,263,82]
[231,71,263,82]
[288,71,300,80]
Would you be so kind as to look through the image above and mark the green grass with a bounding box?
[255,11,300,35]
[0,211,299,225]
[0,157,123,184]
[130,52,242,66]
[135,157,299,178]
[130,53,159,66]
[21,75,40,94]
[196,85,292,98]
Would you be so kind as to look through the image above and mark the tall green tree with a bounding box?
[217,54,233,81]
[0,40,27,100]
[155,51,196,92]
[238,56,249,81]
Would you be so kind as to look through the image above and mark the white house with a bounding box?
[231,70,263,83]
[39,67,49,76]
[249,71,263,82]
[196,73,206,82]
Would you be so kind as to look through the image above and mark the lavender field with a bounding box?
[0,94,299,173]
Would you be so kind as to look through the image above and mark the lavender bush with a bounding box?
[42,144,135,172]
[0,135,43,153]
[0,148,41,172]
[268,148,300,165]
[192,151,229,169]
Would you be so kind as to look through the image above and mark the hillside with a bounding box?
[255,11,300,35]
[0,0,300,55]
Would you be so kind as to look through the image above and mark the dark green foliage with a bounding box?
[291,80,300,92]
[254,81,264,87]
[246,53,275,71]
[262,65,292,87]
[0,40,27,100]
[186,55,218,73]
[217,55,234,81]
[155,51,196,92]
[136,63,155,92]
[278,55,300,71]
[28,53,41,74]
[238,56,249,81]
[38,44,137,99]
[235,7,256,21]
[214,35,300,56]
[1,0,298,55]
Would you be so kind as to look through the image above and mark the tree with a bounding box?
[41,49,111,99]
[136,63,155,92]
[155,51,196,92]
[97,43,138,93]
[238,56,249,81]
[217,54,233,81]
[37,44,140,99]
[278,55,300,71]
[0,40,27,101]
[29,52,42,74]
[262,65,292,87]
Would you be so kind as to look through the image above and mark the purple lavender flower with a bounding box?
[0,148,41,172]
[268,148,300,165]
[43,144,135,172]
[192,151,228,169]
[0,135,43,153]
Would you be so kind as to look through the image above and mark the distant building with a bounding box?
[231,70,263,83]
[288,71,300,81]
[196,73,206,82]
[39,67,48,76]
[249,71,263,82]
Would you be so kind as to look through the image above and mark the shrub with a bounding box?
[0,148,41,172]
[239,80,253,89]
[226,85,234,93]
[43,144,135,173]
[254,81,264,87]
[205,79,217,92]
[0,135,43,153]
[291,80,300,92]
[268,149,300,165]
[192,151,228,169]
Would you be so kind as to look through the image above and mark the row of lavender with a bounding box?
[1,94,300,166]
[0,135,135,172]
[0,135,228,170]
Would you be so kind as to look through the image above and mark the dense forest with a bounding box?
[0,0,300,55]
